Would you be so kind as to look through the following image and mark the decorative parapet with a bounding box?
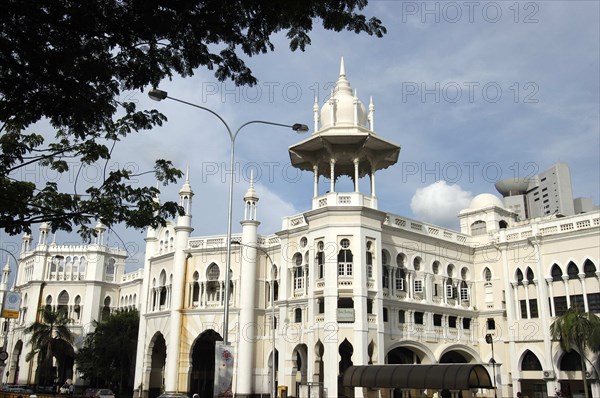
[384,214,470,246]
[188,234,280,250]
[489,211,599,243]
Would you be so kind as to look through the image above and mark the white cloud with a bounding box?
[410,181,472,229]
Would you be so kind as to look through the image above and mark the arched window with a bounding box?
[584,259,597,278]
[432,261,440,275]
[207,263,220,281]
[526,267,534,282]
[521,350,542,370]
[484,267,492,282]
[382,250,390,288]
[516,269,524,285]
[413,257,421,271]
[80,256,87,274]
[192,271,200,305]
[316,241,325,279]
[471,220,487,236]
[499,220,508,229]
[551,264,563,281]
[74,295,81,321]
[396,253,406,268]
[338,240,353,276]
[159,270,167,306]
[102,296,111,320]
[105,257,116,281]
[57,290,69,315]
[567,262,579,279]
[293,253,304,290]
[45,295,53,312]
[366,251,373,279]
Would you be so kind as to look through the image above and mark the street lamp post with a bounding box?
[148,88,308,346]
[232,241,277,398]
[485,333,498,398]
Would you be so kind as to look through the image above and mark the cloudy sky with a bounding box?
[2,1,599,272]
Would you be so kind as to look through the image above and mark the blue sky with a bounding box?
[2,1,599,273]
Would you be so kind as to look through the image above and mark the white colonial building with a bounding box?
[3,61,600,398]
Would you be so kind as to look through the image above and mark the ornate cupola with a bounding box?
[288,57,401,210]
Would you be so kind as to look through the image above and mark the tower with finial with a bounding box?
[236,173,261,396]
[288,57,400,210]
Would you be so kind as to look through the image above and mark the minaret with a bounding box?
[0,260,10,292]
[21,233,32,254]
[38,222,50,246]
[133,183,162,394]
[164,170,194,393]
[236,174,261,398]
[95,221,107,245]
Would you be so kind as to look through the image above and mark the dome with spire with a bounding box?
[319,57,368,129]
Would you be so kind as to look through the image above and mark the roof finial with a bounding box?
[339,56,346,77]
[185,165,190,183]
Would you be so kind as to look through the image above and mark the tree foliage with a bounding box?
[0,0,385,238]
[24,306,74,385]
[75,310,140,392]
[550,307,600,398]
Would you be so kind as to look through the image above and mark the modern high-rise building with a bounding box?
[3,61,599,398]
[496,163,596,220]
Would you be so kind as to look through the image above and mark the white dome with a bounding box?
[469,193,504,210]
[319,58,368,129]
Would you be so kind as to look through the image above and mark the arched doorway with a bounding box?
[387,347,422,398]
[292,344,308,397]
[338,339,354,398]
[439,350,469,363]
[149,334,166,398]
[9,340,23,384]
[314,340,324,384]
[189,329,223,398]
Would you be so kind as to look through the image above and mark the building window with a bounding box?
[316,250,324,279]
[433,314,442,327]
[294,266,304,290]
[294,308,302,323]
[551,264,563,281]
[554,296,568,316]
[366,251,373,279]
[398,310,405,324]
[414,312,424,325]
[529,299,539,318]
[338,248,353,276]
[516,269,524,285]
[460,281,469,301]
[483,267,492,285]
[446,282,455,299]
[570,294,584,311]
[382,266,390,289]
[395,268,405,291]
[340,239,350,249]
[587,293,600,313]
[383,308,388,322]
[567,262,579,279]
[448,316,457,328]
[487,318,495,330]
[584,260,597,278]
[463,318,471,330]
[318,298,324,314]
[414,279,423,293]
[520,300,528,318]
[471,220,487,236]
[366,298,372,314]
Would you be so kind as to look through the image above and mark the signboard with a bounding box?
[1,291,21,319]
[213,342,234,398]
[337,308,355,323]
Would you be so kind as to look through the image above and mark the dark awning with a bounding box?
[343,364,493,390]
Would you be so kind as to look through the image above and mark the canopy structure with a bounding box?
[343,364,493,390]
